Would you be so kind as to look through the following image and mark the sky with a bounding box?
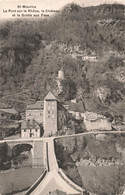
[0,0,124,19]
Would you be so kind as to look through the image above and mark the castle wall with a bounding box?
[26,110,43,123]
[84,118,112,131]
[57,103,69,130]
[43,100,58,136]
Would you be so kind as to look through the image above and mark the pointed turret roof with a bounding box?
[44,91,57,101]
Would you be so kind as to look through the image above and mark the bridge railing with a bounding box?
[45,142,50,171]
[25,170,47,195]
[58,168,84,194]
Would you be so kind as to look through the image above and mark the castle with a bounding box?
[21,68,112,138]
[21,69,69,138]
[21,91,69,138]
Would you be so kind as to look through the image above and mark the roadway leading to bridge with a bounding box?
[1,130,125,195]
[26,138,83,195]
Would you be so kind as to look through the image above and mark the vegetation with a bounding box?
[54,139,82,187]
[0,167,44,194]
[0,112,21,138]
[55,134,125,195]
[0,143,33,171]
[0,3,124,120]
[78,165,125,195]
[55,134,125,163]
[0,143,10,170]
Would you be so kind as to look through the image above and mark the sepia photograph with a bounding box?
[0,0,125,194]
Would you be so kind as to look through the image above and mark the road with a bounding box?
[1,130,125,195]
[46,138,58,171]
[58,130,125,139]
[27,138,83,195]
[1,130,125,144]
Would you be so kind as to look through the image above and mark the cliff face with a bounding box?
[55,134,125,164]
[0,3,124,120]
[54,138,83,187]
[55,134,125,194]
[64,3,124,20]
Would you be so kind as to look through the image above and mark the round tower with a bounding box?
[56,67,65,94]
[58,67,65,80]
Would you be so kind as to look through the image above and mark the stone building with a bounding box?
[21,119,43,138]
[21,91,69,138]
[64,100,85,120]
[43,91,58,136]
[82,111,112,131]
[82,55,97,62]
[43,91,69,136]
[26,101,44,124]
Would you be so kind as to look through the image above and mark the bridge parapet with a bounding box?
[0,138,46,167]
[7,140,34,149]
[25,170,47,195]
[0,139,37,149]
[58,168,84,194]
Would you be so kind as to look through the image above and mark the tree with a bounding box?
[60,79,77,100]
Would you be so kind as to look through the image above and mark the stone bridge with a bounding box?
[1,131,125,194]
[25,138,84,195]
[0,138,46,167]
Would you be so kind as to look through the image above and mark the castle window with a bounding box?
[32,120,35,128]
[27,120,30,128]
[48,111,50,114]
[36,129,37,132]
[48,115,50,118]
[48,102,50,105]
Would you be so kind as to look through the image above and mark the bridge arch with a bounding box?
[12,143,33,157]
[12,143,33,167]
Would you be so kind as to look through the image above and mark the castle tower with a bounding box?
[56,68,65,94]
[58,67,65,80]
[43,91,58,137]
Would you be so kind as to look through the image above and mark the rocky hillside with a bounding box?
[0,3,124,121]
[55,134,125,164]
[55,133,125,195]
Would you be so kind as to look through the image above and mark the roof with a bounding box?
[27,101,44,110]
[21,119,41,129]
[66,100,85,113]
[50,190,67,195]
[83,111,105,121]
[44,91,57,101]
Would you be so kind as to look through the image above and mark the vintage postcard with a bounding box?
[0,0,125,195]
